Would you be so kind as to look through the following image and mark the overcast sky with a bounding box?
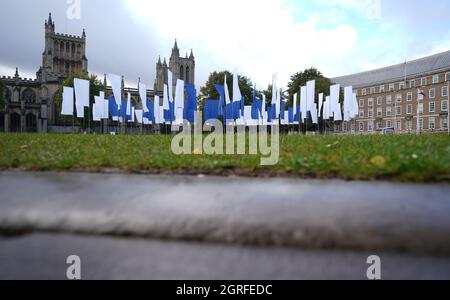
[1,0,449,90]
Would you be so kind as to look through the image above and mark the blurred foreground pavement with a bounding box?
[1,171,450,280]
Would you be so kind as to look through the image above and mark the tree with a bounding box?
[0,79,4,112]
[286,68,334,132]
[286,67,332,107]
[55,73,104,129]
[199,71,254,107]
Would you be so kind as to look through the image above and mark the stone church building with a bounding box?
[1,13,195,133]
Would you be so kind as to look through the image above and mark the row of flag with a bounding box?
[61,70,198,125]
[62,69,365,127]
[205,72,359,126]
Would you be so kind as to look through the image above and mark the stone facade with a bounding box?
[155,40,195,94]
[332,51,450,134]
[1,13,88,132]
[1,14,196,133]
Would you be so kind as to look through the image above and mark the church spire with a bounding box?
[189,49,195,60]
[14,67,19,78]
[172,39,180,57]
[48,13,53,25]
[157,56,162,66]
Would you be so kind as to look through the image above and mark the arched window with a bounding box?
[71,43,75,57]
[5,89,11,102]
[180,66,184,80]
[186,66,190,83]
[60,42,64,53]
[22,89,36,104]
[26,113,37,132]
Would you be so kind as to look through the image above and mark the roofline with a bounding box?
[331,50,450,88]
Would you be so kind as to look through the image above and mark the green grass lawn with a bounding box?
[0,133,449,182]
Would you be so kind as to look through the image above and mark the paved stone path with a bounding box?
[0,171,449,279]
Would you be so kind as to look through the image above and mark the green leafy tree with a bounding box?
[0,79,4,112]
[55,73,104,129]
[286,68,334,132]
[199,71,254,107]
[287,68,332,106]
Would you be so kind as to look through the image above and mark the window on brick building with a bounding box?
[409,80,416,88]
[399,82,405,90]
[421,77,427,86]
[386,106,392,117]
[429,117,436,130]
[429,101,435,113]
[389,83,395,91]
[379,85,385,93]
[442,100,449,111]
[368,98,373,107]
[433,74,440,84]
[446,72,450,82]
[377,108,382,117]
[407,92,413,101]
[359,99,365,108]
[441,116,448,130]
[407,104,413,115]
[442,86,448,97]
[386,95,392,105]
[429,88,435,99]
[377,97,382,105]
[359,109,364,118]
[362,88,367,96]
[370,87,376,94]
[396,106,402,116]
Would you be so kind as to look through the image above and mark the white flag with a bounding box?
[107,74,122,108]
[300,86,307,120]
[344,86,353,122]
[74,78,89,118]
[224,74,231,105]
[233,70,242,102]
[271,73,277,105]
[323,96,331,120]
[168,70,174,102]
[135,109,143,124]
[163,83,170,110]
[61,87,74,116]
[318,93,324,118]
[126,92,132,116]
[154,96,160,124]
[139,82,148,113]
[330,84,342,121]
[100,91,109,119]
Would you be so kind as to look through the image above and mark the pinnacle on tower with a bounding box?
[189,49,195,60]
[82,28,86,37]
[14,67,19,78]
[48,13,52,24]
[163,58,167,67]
[157,56,162,66]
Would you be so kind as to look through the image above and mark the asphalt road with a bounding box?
[0,171,450,279]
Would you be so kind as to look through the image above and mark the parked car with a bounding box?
[381,127,395,135]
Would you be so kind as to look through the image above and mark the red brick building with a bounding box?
[332,51,450,133]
